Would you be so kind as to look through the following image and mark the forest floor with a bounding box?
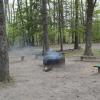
[0,44,100,100]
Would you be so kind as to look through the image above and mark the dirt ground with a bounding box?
[0,45,100,100]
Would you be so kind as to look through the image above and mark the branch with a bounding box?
[94,0,97,7]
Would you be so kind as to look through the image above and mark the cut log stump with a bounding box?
[21,56,24,61]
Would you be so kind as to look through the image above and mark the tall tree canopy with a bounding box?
[5,0,100,54]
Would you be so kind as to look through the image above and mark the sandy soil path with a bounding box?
[0,56,100,100]
[0,45,100,100]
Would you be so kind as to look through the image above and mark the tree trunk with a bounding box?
[70,0,75,44]
[58,0,63,51]
[42,0,49,53]
[84,0,97,56]
[80,0,85,43]
[74,0,79,49]
[0,0,10,81]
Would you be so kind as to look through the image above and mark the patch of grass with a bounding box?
[63,49,84,57]
[93,49,100,57]
[63,49,100,58]
[50,44,84,57]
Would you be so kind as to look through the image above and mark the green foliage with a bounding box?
[93,9,100,42]
[93,20,100,42]
[48,26,58,44]
[94,9,100,14]
[7,0,100,47]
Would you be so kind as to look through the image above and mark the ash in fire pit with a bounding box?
[43,50,65,72]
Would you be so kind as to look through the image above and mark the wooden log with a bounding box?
[80,56,96,61]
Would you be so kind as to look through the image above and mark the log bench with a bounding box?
[93,64,100,73]
[10,56,24,61]
[80,56,96,61]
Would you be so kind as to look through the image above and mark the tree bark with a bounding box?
[58,0,63,51]
[84,0,97,56]
[42,0,49,53]
[0,0,10,81]
[70,0,75,44]
[74,0,79,49]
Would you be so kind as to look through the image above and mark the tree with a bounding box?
[84,0,97,56]
[41,0,49,53]
[58,0,64,51]
[0,0,10,81]
[74,0,79,49]
[7,0,100,48]
[70,0,75,44]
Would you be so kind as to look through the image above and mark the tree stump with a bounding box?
[21,56,24,61]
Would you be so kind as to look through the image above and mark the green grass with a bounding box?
[63,49,84,57]
[93,49,100,57]
[50,44,84,57]
[62,48,100,58]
